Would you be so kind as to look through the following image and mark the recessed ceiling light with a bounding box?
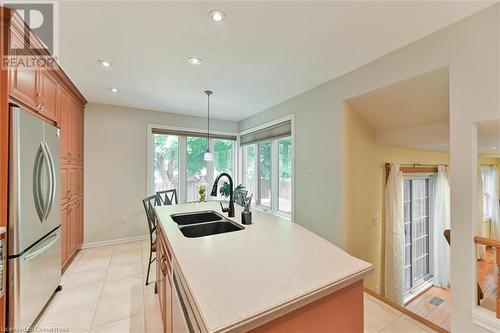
[209,10,226,22]
[188,57,202,65]
[109,87,119,93]
[98,59,112,68]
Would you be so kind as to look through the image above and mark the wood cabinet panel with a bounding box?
[76,166,83,195]
[8,28,38,111]
[60,166,70,204]
[77,199,83,246]
[69,99,80,163]
[57,87,71,163]
[157,228,173,333]
[61,197,83,265]
[69,166,77,199]
[38,70,58,122]
[61,204,70,265]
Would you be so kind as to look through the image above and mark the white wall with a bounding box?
[84,103,238,245]
[239,5,500,331]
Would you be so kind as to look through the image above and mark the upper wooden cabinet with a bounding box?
[57,86,71,163]
[38,70,58,121]
[8,28,38,111]
[9,27,59,123]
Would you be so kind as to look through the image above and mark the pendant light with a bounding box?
[203,90,214,161]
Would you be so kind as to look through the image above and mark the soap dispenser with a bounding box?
[241,195,253,225]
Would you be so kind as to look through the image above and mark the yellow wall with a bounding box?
[342,103,450,294]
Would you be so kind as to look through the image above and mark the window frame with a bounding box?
[148,124,239,202]
[481,167,493,222]
[239,115,295,220]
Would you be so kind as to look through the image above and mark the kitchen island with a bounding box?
[154,202,373,333]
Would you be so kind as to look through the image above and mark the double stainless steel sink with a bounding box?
[170,210,244,238]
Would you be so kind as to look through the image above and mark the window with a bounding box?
[258,141,272,208]
[278,138,292,213]
[186,137,208,202]
[240,118,293,216]
[213,139,234,199]
[242,145,257,200]
[153,134,179,194]
[482,168,493,221]
[151,129,236,202]
[404,177,432,297]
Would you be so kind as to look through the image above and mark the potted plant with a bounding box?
[219,183,247,205]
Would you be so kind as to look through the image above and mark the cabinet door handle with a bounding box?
[35,91,42,110]
[40,95,45,112]
[160,256,168,275]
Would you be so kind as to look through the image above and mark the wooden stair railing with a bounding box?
[474,236,500,319]
[445,230,484,306]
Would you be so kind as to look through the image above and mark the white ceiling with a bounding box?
[58,1,493,121]
[346,67,450,132]
[478,120,500,157]
[347,67,500,156]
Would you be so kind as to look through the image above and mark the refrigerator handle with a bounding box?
[33,143,45,222]
[42,143,56,220]
[23,231,59,262]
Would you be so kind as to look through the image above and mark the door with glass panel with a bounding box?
[404,177,432,297]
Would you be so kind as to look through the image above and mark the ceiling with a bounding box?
[347,67,500,156]
[58,1,493,121]
[478,120,500,156]
[346,67,450,132]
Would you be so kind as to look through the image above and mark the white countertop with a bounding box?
[155,202,373,332]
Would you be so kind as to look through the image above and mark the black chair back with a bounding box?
[142,195,159,238]
[142,194,160,286]
[156,189,178,206]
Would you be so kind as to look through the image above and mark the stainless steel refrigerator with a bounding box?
[8,106,61,330]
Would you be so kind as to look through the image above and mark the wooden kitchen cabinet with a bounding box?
[76,166,83,195]
[58,86,71,163]
[61,199,81,266]
[61,204,70,265]
[57,84,85,268]
[38,69,58,122]
[69,166,77,199]
[157,226,173,333]
[9,27,59,123]
[60,166,70,204]
[77,199,84,245]
[8,29,38,112]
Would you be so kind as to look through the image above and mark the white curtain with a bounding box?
[384,164,404,305]
[432,165,450,288]
[484,167,500,239]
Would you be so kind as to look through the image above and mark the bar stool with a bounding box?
[156,189,178,206]
[142,194,159,286]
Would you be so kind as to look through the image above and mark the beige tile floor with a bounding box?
[36,240,162,333]
[36,240,436,333]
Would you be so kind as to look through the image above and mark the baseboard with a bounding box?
[82,235,149,249]
[473,306,500,332]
